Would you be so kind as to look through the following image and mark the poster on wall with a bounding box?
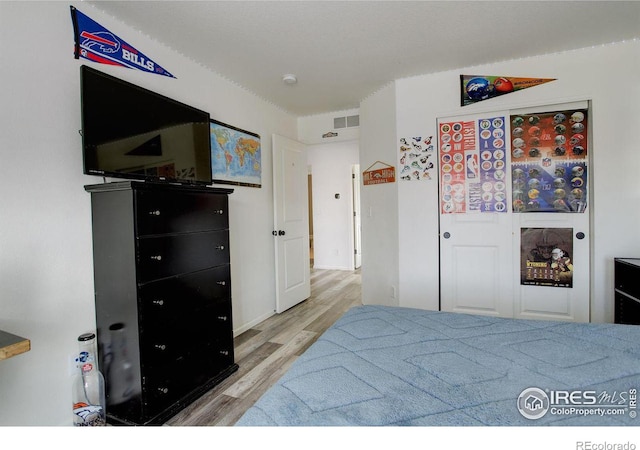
[521,228,573,288]
[510,109,588,213]
[439,115,508,214]
[70,6,175,78]
[439,120,474,213]
[460,75,555,106]
[476,117,508,212]
[210,119,262,187]
[398,135,435,181]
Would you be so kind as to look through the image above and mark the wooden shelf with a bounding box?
[0,330,30,361]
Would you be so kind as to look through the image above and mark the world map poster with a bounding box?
[210,120,261,187]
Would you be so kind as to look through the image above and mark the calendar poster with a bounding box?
[521,227,573,288]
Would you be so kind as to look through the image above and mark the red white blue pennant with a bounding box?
[70,6,175,78]
[461,75,555,106]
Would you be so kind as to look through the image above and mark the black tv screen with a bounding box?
[80,65,212,185]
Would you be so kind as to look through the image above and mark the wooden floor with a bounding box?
[166,268,362,426]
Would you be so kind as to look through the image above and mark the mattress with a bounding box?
[236,305,640,426]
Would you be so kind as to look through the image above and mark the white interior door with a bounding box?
[439,112,514,317]
[272,134,311,313]
[511,102,591,322]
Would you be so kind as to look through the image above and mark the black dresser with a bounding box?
[614,258,640,325]
[85,181,238,425]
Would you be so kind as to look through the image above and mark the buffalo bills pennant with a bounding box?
[70,6,175,78]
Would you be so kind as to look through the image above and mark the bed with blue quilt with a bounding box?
[236,305,640,426]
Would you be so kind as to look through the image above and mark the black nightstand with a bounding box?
[614,258,640,325]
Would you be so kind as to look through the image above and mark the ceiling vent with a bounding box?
[333,114,359,129]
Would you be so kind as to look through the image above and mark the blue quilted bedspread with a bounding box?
[236,305,640,426]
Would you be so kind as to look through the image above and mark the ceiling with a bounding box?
[87,1,640,117]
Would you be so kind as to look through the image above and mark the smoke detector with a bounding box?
[282,74,297,85]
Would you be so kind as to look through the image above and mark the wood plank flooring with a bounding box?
[166,268,362,426]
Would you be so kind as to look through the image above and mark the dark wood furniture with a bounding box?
[614,258,640,325]
[85,181,237,425]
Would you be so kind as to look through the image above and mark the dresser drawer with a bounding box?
[139,266,231,320]
[141,312,233,351]
[140,336,233,373]
[135,189,228,236]
[142,349,233,414]
[142,357,194,414]
[140,304,233,366]
[137,231,229,283]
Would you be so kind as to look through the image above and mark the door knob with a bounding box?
[278,230,286,236]
[443,232,451,239]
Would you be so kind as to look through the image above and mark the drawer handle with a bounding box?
[220,350,229,356]
[150,255,162,261]
[217,315,228,321]
[154,344,166,351]
[157,387,169,394]
[148,210,161,216]
[152,299,164,306]
[216,281,226,286]
[216,245,225,251]
[213,209,224,215]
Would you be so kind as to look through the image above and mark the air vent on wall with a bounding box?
[333,115,359,129]
[346,115,359,127]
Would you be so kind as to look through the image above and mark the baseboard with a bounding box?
[312,265,352,271]
[233,309,275,337]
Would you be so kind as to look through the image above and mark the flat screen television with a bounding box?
[80,65,212,185]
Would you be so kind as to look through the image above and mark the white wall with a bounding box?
[298,108,360,145]
[0,2,297,426]
[359,84,400,305]
[365,40,640,322]
[307,140,359,270]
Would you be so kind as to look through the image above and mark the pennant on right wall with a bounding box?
[460,75,556,106]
